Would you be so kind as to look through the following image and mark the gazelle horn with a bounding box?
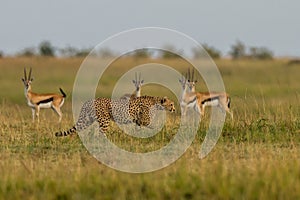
[139,72,141,82]
[24,68,27,80]
[28,67,32,80]
[192,68,194,82]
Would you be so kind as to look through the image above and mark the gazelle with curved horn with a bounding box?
[179,72,198,116]
[183,68,233,119]
[22,68,67,122]
[121,72,144,99]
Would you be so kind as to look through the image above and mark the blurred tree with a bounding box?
[229,40,246,59]
[98,48,115,58]
[59,46,78,57]
[160,44,182,59]
[287,59,300,66]
[131,48,152,58]
[249,47,273,60]
[75,48,92,57]
[17,47,36,57]
[39,41,55,56]
[0,50,3,58]
[192,44,221,59]
[191,47,204,59]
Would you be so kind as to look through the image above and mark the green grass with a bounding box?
[0,57,299,199]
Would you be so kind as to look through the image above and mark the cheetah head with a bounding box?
[160,97,176,113]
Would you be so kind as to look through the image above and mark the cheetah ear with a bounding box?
[161,96,167,104]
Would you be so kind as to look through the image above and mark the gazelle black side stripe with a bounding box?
[201,96,219,105]
[37,97,54,105]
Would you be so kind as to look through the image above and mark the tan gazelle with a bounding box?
[121,72,144,99]
[22,68,66,122]
[182,68,233,119]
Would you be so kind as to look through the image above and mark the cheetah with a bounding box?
[55,95,175,137]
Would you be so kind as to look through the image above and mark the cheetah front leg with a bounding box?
[96,112,110,137]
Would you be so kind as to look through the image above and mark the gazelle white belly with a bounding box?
[204,99,219,107]
[27,101,52,108]
[39,102,52,108]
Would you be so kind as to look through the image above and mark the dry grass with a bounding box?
[0,57,299,199]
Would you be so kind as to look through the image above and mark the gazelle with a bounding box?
[22,68,66,122]
[183,68,233,119]
[121,72,144,99]
[179,73,198,116]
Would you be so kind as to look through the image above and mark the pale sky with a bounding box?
[0,0,299,57]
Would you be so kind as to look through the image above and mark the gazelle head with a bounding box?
[22,68,34,91]
[179,72,188,91]
[187,68,197,92]
[132,72,144,95]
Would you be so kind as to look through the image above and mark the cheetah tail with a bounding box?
[55,126,76,137]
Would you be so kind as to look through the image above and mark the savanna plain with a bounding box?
[0,57,299,199]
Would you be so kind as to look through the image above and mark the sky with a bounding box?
[0,0,299,57]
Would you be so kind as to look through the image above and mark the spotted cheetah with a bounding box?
[55,95,175,137]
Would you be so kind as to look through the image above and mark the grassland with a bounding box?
[0,57,299,199]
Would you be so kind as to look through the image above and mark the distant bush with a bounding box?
[39,41,55,57]
[229,40,273,60]
[287,59,300,66]
[125,49,153,59]
[75,48,92,57]
[192,44,221,59]
[249,47,273,60]
[17,47,37,57]
[98,48,115,58]
[160,44,182,59]
[59,46,78,57]
[0,50,3,58]
[59,46,93,57]
[229,40,246,59]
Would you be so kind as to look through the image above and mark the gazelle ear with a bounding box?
[141,80,144,84]
[194,80,198,83]
[30,78,34,82]
[132,80,136,84]
[22,78,25,81]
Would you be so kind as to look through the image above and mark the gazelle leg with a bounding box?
[200,106,205,120]
[196,104,205,118]
[31,108,35,122]
[35,106,40,123]
[219,100,233,120]
[227,110,233,120]
[52,106,62,123]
